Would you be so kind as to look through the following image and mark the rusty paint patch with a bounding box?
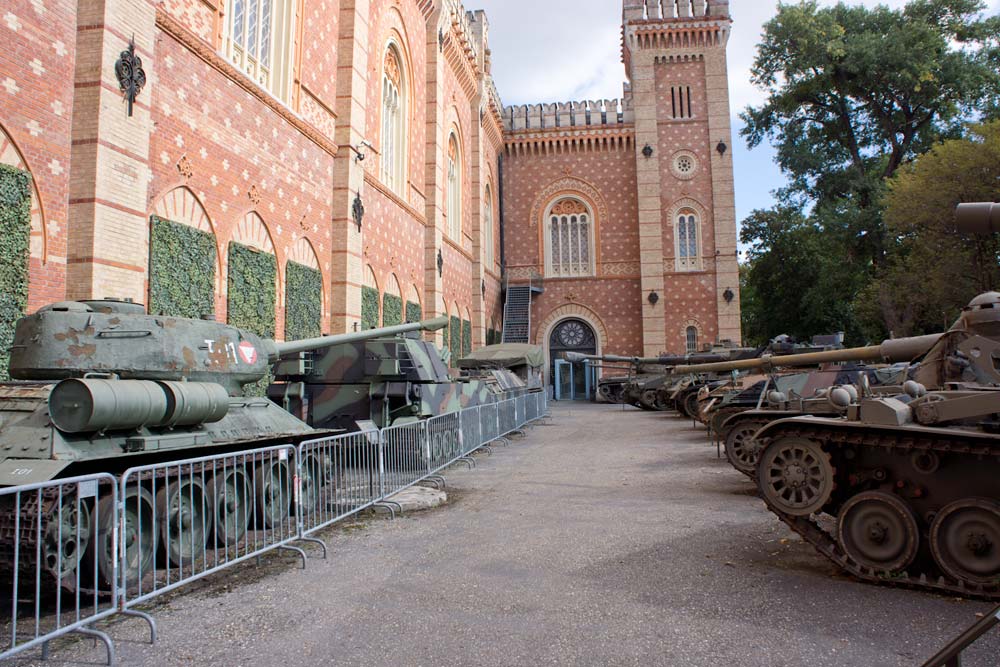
[68,343,97,357]
[182,347,198,372]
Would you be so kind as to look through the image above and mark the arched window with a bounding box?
[675,208,700,271]
[544,197,594,278]
[686,326,698,354]
[224,0,297,102]
[483,185,494,269]
[380,45,406,193]
[447,133,461,240]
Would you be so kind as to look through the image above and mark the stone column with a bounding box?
[423,13,446,347]
[705,37,741,343]
[628,51,668,357]
[67,0,156,303]
[329,0,369,334]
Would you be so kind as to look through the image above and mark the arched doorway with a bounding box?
[549,318,597,400]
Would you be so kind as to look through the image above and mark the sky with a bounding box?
[473,0,1000,232]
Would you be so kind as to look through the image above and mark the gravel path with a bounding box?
[19,402,999,666]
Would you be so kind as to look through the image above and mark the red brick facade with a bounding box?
[0,0,738,377]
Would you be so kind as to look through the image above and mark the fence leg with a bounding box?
[277,544,308,569]
[297,536,328,559]
[41,626,116,666]
[374,500,401,518]
[122,608,158,644]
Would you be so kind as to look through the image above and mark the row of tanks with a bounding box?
[0,300,542,591]
[573,202,1000,599]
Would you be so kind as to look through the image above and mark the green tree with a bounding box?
[856,120,1000,337]
[740,0,1000,341]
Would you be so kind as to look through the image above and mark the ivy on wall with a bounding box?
[405,300,421,324]
[0,164,31,381]
[449,315,461,363]
[461,319,472,357]
[284,261,322,341]
[382,293,402,326]
[149,215,217,319]
[228,242,276,396]
[362,286,380,329]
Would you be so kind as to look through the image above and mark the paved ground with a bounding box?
[21,403,1000,666]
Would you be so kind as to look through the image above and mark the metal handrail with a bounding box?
[920,604,1000,667]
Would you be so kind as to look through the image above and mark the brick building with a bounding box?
[0,0,739,390]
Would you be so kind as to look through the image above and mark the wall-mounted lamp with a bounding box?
[437,249,444,277]
[716,140,728,156]
[349,139,373,163]
[642,144,654,158]
[481,279,486,298]
[648,291,659,305]
[438,28,445,51]
[723,287,734,303]
[352,193,364,232]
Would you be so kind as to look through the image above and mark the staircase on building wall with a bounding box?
[501,285,531,343]
[502,276,544,344]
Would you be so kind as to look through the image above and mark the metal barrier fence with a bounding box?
[0,391,549,662]
[0,474,119,663]
[297,431,382,537]
[118,445,303,609]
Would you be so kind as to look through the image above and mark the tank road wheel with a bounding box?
[90,486,155,587]
[42,494,91,585]
[207,469,252,546]
[299,454,334,515]
[757,437,835,516]
[254,460,291,529]
[683,392,700,420]
[156,478,208,567]
[724,420,768,477]
[930,498,1000,586]
[837,491,919,574]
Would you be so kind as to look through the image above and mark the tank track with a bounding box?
[760,424,1000,600]
[0,487,78,594]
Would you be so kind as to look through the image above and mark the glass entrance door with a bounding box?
[554,359,573,401]
[549,319,598,401]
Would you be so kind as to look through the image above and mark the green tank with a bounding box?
[0,299,448,486]
[269,325,497,431]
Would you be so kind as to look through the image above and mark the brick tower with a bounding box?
[622,0,740,356]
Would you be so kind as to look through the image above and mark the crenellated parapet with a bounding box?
[621,0,731,67]
[622,0,729,21]
[502,99,633,133]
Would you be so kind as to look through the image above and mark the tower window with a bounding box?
[675,209,700,271]
[447,133,461,240]
[686,326,698,353]
[670,86,694,119]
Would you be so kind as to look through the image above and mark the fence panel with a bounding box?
[498,398,518,436]
[425,412,463,474]
[379,421,429,497]
[0,474,118,661]
[479,402,500,444]
[525,393,539,423]
[118,445,299,608]
[297,431,381,536]
[459,406,484,457]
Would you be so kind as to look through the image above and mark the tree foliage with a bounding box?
[740,0,1000,343]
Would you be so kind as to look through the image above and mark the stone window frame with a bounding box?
[222,0,298,103]
[543,196,596,279]
[483,183,495,270]
[446,131,462,241]
[670,198,705,272]
[380,40,408,195]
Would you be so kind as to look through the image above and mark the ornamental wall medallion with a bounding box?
[248,185,261,206]
[176,155,193,179]
[550,199,587,216]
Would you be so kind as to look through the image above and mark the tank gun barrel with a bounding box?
[671,333,942,374]
[269,316,448,361]
[955,202,1000,235]
[564,352,727,366]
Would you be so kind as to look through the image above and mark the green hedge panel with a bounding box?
[362,286,380,329]
[405,300,422,324]
[149,215,217,320]
[0,165,31,381]
[228,242,276,396]
[382,293,402,326]
[461,319,472,356]
[449,316,461,364]
[284,261,322,341]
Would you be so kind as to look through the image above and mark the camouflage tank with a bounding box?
[0,298,447,589]
[672,335,938,475]
[269,326,496,432]
[456,343,546,397]
[744,202,1000,598]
